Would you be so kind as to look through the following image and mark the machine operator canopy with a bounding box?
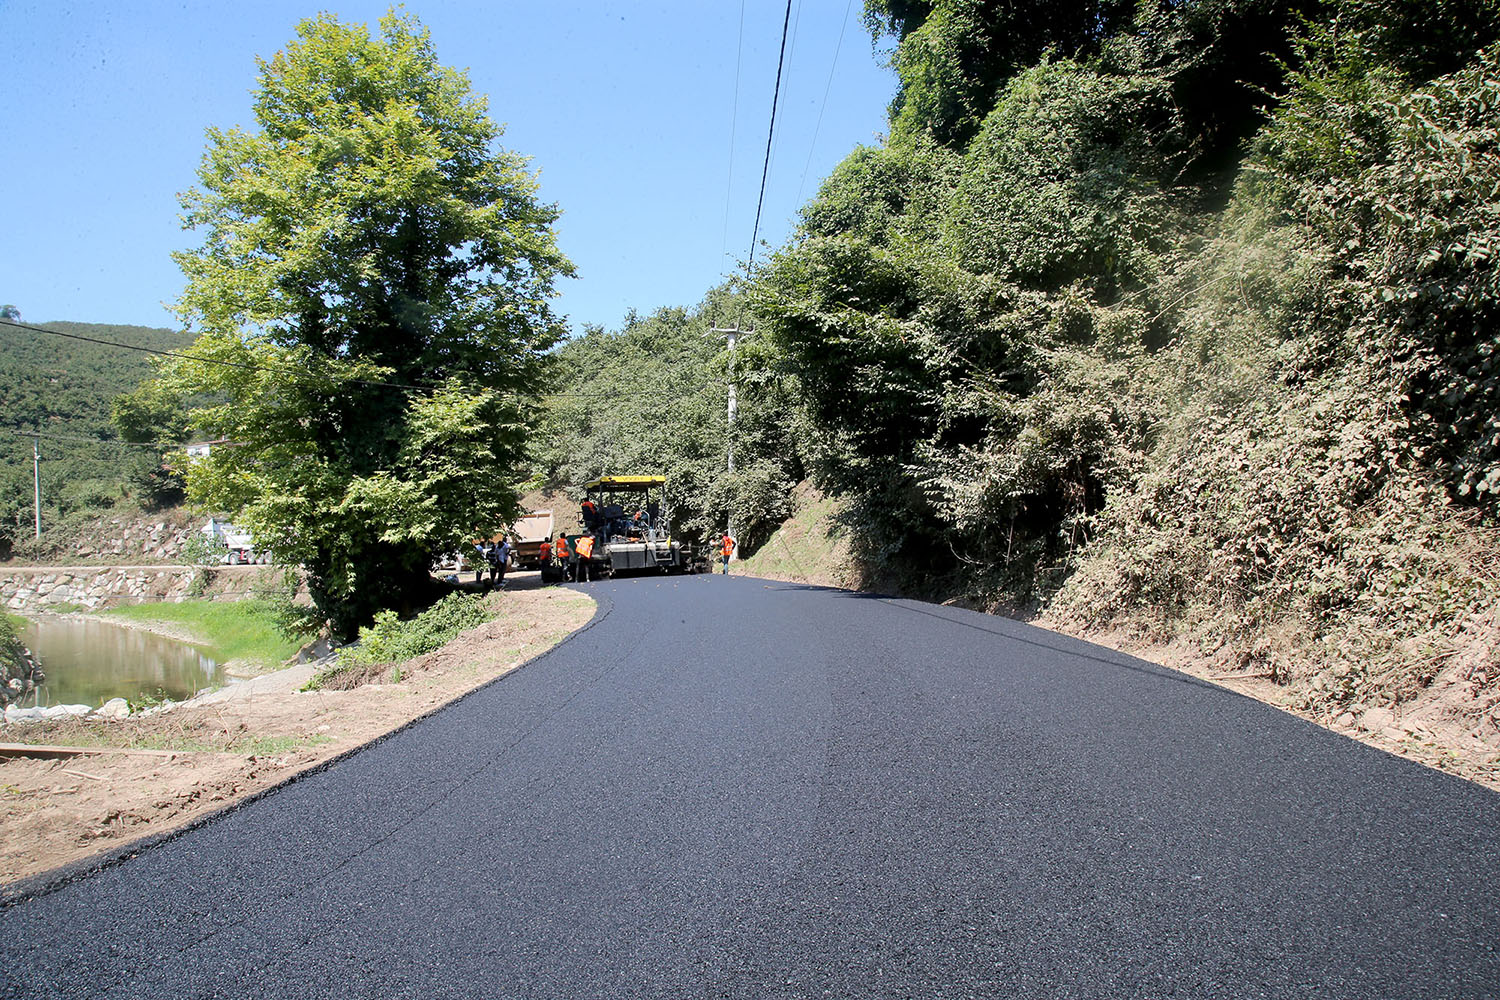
[582,475,666,491]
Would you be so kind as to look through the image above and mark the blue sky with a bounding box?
[1,1,895,335]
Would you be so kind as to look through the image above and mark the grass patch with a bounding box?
[102,599,304,669]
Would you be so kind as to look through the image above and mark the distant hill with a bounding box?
[0,321,195,551]
[0,322,193,438]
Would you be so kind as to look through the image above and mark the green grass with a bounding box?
[737,492,853,587]
[102,599,303,669]
[3,611,30,632]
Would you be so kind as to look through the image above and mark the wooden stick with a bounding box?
[0,743,181,760]
[60,767,106,781]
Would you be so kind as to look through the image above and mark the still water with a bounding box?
[18,616,224,708]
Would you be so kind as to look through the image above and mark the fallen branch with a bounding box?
[0,743,183,760]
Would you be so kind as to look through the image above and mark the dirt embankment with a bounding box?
[0,582,595,889]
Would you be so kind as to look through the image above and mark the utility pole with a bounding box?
[710,325,747,559]
[32,436,41,538]
[711,326,741,473]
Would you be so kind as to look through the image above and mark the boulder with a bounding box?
[96,697,130,720]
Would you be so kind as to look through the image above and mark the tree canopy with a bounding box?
[162,9,573,636]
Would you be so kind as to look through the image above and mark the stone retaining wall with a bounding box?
[0,566,262,613]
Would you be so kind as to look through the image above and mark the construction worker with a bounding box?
[575,533,596,582]
[719,532,736,575]
[554,534,571,582]
[473,540,490,585]
[493,537,512,589]
[580,498,598,530]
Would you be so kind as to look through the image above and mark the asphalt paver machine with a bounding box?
[575,475,697,577]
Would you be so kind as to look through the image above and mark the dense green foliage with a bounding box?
[0,322,194,554]
[158,11,572,638]
[530,286,806,550]
[325,591,489,677]
[744,0,1500,704]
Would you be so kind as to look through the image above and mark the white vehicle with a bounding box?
[203,517,270,565]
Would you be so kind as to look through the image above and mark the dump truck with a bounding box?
[507,509,555,569]
[544,476,698,581]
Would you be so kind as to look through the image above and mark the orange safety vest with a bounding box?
[555,537,570,560]
[721,535,735,558]
[576,535,595,559]
[538,541,551,561]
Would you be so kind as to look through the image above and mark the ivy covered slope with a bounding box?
[751,0,1500,718]
[0,322,193,553]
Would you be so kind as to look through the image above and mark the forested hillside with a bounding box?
[530,285,808,549]
[544,0,1500,733]
[748,0,1500,721]
[0,322,193,553]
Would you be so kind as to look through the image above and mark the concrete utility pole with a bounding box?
[33,437,41,538]
[710,325,748,559]
[711,326,741,473]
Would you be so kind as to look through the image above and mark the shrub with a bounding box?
[335,592,490,669]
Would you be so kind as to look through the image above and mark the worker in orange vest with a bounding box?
[575,533,596,582]
[719,532,736,575]
[537,538,552,576]
[554,534,571,582]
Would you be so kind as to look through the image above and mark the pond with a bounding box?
[17,615,224,708]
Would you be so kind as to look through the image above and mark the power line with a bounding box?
[0,318,677,403]
[767,0,806,192]
[0,429,166,449]
[746,0,796,277]
[0,318,433,392]
[720,0,748,270]
[796,0,856,208]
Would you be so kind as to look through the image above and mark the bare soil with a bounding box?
[1052,624,1500,795]
[0,578,595,887]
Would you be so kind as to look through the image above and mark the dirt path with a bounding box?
[0,585,595,887]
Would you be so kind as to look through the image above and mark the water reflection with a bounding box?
[18,616,223,707]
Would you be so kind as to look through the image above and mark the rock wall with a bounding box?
[72,511,197,563]
[8,507,199,564]
[0,566,262,613]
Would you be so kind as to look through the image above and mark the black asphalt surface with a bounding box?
[4,574,1499,998]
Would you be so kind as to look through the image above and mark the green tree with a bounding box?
[164,10,573,636]
[531,285,804,550]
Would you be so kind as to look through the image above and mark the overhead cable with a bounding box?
[796,0,856,207]
[720,0,748,268]
[0,318,669,402]
[746,0,795,276]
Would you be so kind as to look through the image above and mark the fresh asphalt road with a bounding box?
[4,574,1499,999]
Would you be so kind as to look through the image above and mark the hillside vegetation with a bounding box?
[543,1,1500,738]
[749,0,1500,727]
[0,322,193,556]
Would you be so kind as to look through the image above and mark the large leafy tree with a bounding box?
[164,10,573,636]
